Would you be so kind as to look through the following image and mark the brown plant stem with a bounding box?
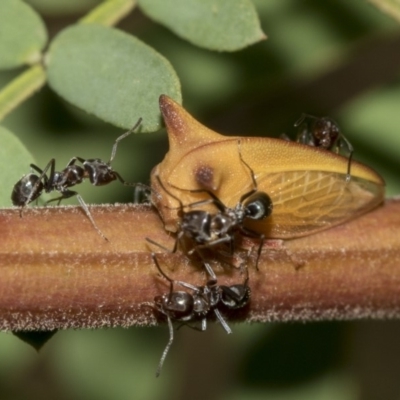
[0,199,399,331]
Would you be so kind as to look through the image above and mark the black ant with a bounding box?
[294,114,354,180]
[147,140,273,272]
[11,118,143,239]
[151,253,250,377]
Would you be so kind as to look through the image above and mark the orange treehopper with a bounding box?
[151,95,385,239]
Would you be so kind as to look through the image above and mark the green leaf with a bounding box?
[25,0,101,15]
[46,24,182,132]
[368,0,400,22]
[138,0,266,51]
[0,125,36,207]
[0,0,47,69]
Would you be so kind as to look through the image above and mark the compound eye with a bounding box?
[245,192,273,220]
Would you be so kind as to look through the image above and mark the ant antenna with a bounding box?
[293,113,309,127]
[108,118,142,165]
[156,314,174,378]
[237,139,258,193]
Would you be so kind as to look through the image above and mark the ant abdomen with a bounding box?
[53,166,84,188]
[11,174,43,206]
[220,284,251,309]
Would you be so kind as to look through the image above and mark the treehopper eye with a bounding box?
[152,95,385,239]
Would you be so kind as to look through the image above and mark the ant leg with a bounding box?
[155,175,182,206]
[254,234,264,271]
[200,316,207,331]
[146,237,176,253]
[29,163,46,176]
[152,253,178,302]
[76,194,108,241]
[296,125,311,145]
[65,157,78,167]
[152,253,204,294]
[152,253,174,284]
[110,171,128,185]
[213,309,232,334]
[160,170,227,213]
[149,239,218,284]
[193,250,217,284]
[176,321,206,332]
[157,175,224,213]
[345,151,353,183]
[192,234,232,252]
[45,189,77,206]
[75,157,86,165]
[46,190,107,241]
[168,184,226,213]
[240,227,264,271]
[339,136,354,181]
[146,228,183,254]
[108,118,142,165]
[133,184,152,204]
[294,113,308,127]
[156,315,174,378]
[112,174,152,200]
[280,133,291,141]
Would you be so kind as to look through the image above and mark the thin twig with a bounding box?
[0,199,399,331]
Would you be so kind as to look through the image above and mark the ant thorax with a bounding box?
[53,166,85,190]
[191,289,212,317]
[210,208,242,237]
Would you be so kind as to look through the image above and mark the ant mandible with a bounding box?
[151,253,250,377]
[294,113,354,180]
[147,140,273,272]
[11,118,143,240]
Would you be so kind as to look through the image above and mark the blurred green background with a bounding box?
[1,1,400,399]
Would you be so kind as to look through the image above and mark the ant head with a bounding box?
[243,192,273,220]
[154,292,194,320]
[11,174,44,206]
[312,117,340,148]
